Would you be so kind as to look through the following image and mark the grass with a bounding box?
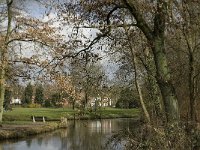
[3,107,75,122]
[3,107,140,122]
[98,107,140,118]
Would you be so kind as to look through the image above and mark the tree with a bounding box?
[110,27,152,122]
[44,99,52,108]
[51,74,76,108]
[0,0,13,123]
[23,82,33,105]
[70,56,107,109]
[116,87,139,109]
[122,0,179,123]
[35,84,44,105]
[61,0,180,123]
[176,1,200,122]
[0,0,63,122]
[51,92,61,107]
[162,1,200,122]
[4,88,12,110]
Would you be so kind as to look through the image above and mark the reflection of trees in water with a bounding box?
[24,130,63,149]
[59,119,138,150]
[106,119,141,150]
[26,139,32,148]
[1,141,15,150]
[59,121,105,150]
[90,120,112,133]
[29,119,138,150]
[0,119,139,150]
[37,137,43,146]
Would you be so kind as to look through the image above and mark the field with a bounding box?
[3,107,140,123]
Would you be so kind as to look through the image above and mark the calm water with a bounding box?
[0,118,139,150]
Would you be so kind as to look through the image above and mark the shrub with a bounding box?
[27,103,41,108]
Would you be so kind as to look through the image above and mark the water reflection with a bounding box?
[0,118,139,150]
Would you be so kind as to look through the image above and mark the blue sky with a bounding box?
[17,0,51,18]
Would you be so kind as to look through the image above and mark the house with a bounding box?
[10,98,22,105]
[90,97,100,107]
[101,97,112,107]
[90,97,112,107]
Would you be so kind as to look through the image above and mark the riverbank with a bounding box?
[0,122,67,140]
[0,107,140,140]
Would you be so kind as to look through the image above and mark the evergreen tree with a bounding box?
[51,93,61,107]
[23,83,33,104]
[116,88,139,109]
[35,84,44,105]
[4,88,12,110]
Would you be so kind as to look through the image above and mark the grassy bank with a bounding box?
[3,107,140,122]
[0,122,67,140]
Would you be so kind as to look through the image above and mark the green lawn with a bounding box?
[3,107,140,122]
[96,107,140,118]
[3,107,75,122]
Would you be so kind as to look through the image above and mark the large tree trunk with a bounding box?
[151,1,179,123]
[152,36,179,123]
[144,50,164,121]
[124,0,180,123]
[0,0,13,123]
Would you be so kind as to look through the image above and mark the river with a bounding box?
[0,118,139,150]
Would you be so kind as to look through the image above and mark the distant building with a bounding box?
[90,97,101,107]
[101,97,112,107]
[90,97,112,107]
[10,98,22,105]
